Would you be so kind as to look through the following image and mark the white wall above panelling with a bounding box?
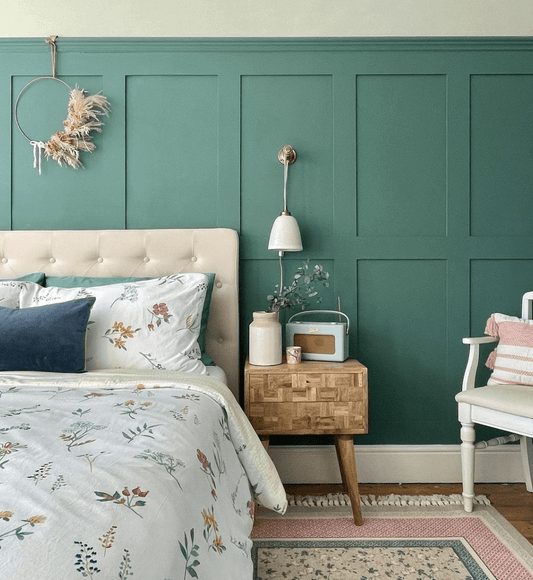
[1,0,532,37]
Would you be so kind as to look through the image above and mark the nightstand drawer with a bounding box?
[248,372,364,403]
[248,401,367,434]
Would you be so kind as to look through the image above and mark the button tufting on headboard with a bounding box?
[0,228,240,398]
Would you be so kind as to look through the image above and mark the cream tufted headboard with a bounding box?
[0,228,240,398]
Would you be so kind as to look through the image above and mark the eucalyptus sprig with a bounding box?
[267,260,329,313]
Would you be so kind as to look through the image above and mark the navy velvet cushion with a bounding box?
[0,297,95,373]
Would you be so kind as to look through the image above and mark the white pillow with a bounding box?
[0,280,30,308]
[19,275,209,375]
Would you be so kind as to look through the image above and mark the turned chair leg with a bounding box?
[460,422,476,512]
[520,436,533,492]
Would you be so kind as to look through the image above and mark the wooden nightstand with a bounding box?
[244,358,368,526]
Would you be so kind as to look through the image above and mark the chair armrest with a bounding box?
[462,336,499,345]
[461,336,498,391]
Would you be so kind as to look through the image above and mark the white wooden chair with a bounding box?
[456,291,533,512]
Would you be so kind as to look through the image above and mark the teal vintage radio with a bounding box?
[286,310,349,362]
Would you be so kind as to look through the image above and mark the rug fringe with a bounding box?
[286,493,491,507]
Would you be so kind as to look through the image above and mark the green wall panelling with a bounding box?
[470,259,533,333]
[126,75,220,229]
[357,259,450,444]
[356,74,447,237]
[470,74,533,237]
[1,38,533,446]
[0,76,12,229]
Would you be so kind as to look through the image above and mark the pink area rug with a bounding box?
[252,495,533,579]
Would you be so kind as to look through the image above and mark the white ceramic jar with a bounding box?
[249,311,282,366]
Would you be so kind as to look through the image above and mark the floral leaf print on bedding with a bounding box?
[3,404,50,417]
[135,449,185,489]
[103,321,141,350]
[122,422,162,444]
[197,449,217,500]
[0,423,30,435]
[94,487,149,518]
[110,285,139,308]
[51,474,66,493]
[139,352,166,370]
[179,528,200,579]
[119,549,133,578]
[148,302,172,331]
[99,525,118,555]
[73,540,101,577]
[115,399,153,418]
[0,373,287,579]
[78,451,108,472]
[0,441,26,469]
[0,514,46,547]
[0,386,21,398]
[27,462,53,485]
[202,506,226,555]
[61,421,107,451]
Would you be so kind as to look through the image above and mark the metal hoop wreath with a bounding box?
[14,76,72,143]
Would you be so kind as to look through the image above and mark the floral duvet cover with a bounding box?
[0,370,287,580]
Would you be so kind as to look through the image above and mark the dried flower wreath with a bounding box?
[14,37,110,174]
[15,77,110,174]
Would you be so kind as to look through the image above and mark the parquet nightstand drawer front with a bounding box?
[248,401,367,434]
[248,372,364,403]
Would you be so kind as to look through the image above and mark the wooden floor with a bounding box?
[284,482,533,545]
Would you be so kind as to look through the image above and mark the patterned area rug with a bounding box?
[252,495,533,579]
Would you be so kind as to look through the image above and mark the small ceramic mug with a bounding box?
[286,346,302,364]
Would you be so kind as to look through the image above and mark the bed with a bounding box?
[0,228,287,580]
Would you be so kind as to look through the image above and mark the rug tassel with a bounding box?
[286,493,491,508]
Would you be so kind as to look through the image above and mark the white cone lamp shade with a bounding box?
[268,213,303,252]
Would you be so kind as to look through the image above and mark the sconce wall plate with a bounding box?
[278,145,297,166]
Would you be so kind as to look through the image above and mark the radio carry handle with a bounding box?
[287,310,350,335]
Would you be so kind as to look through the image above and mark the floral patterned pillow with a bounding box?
[0,280,33,308]
[19,274,209,375]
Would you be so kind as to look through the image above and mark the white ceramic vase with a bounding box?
[249,310,282,366]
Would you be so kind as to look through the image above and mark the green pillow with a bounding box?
[45,274,216,366]
[1,272,45,285]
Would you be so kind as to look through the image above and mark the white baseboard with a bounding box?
[268,444,525,484]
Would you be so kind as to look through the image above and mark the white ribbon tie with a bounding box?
[30,140,46,175]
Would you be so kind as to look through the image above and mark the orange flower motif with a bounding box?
[0,511,13,520]
[212,534,225,553]
[120,325,135,339]
[141,402,152,407]
[114,337,126,348]
[201,508,218,530]
[112,321,124,332]
[27,515,46,525]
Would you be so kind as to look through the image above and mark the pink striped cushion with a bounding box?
[485,313,533,385]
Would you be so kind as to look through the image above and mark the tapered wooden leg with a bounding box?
[334,434,363,526]
[460,423,476,513]
[260,435,270,451]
